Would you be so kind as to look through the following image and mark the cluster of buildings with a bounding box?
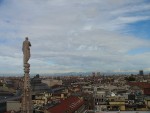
[0,71,150,113]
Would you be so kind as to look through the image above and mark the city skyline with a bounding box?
[0,0,150,74]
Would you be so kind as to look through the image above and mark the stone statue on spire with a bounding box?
[22,37,31,64]
[21,37,32,113]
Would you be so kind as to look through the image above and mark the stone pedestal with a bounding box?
[21,63,32,113]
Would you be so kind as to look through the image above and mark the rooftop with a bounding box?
[128,82,150,89]
[47,96,84,113]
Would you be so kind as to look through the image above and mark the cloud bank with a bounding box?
[0,0,150,74]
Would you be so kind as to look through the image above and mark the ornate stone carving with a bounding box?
[21,37,32,113]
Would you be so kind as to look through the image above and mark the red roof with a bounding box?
[144,88,150,95]
[128,82,150,89]
[47,96,84,113]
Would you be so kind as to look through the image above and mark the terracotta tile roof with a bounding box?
[128,82,150,95]
[47,96,84,113]
[128,82,150,89]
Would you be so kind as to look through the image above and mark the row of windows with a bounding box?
[95,98,104,102]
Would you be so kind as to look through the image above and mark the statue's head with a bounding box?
[25,37,28,40]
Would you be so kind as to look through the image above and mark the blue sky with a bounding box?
[126,20,150,39]
[0,0,150,74]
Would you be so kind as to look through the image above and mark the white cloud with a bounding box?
[0,0,150,74]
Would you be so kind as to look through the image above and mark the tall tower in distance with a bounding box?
[21,37,32,113]
[139,70,144,76]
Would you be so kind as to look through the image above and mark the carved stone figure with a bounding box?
[22,37,31,64]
